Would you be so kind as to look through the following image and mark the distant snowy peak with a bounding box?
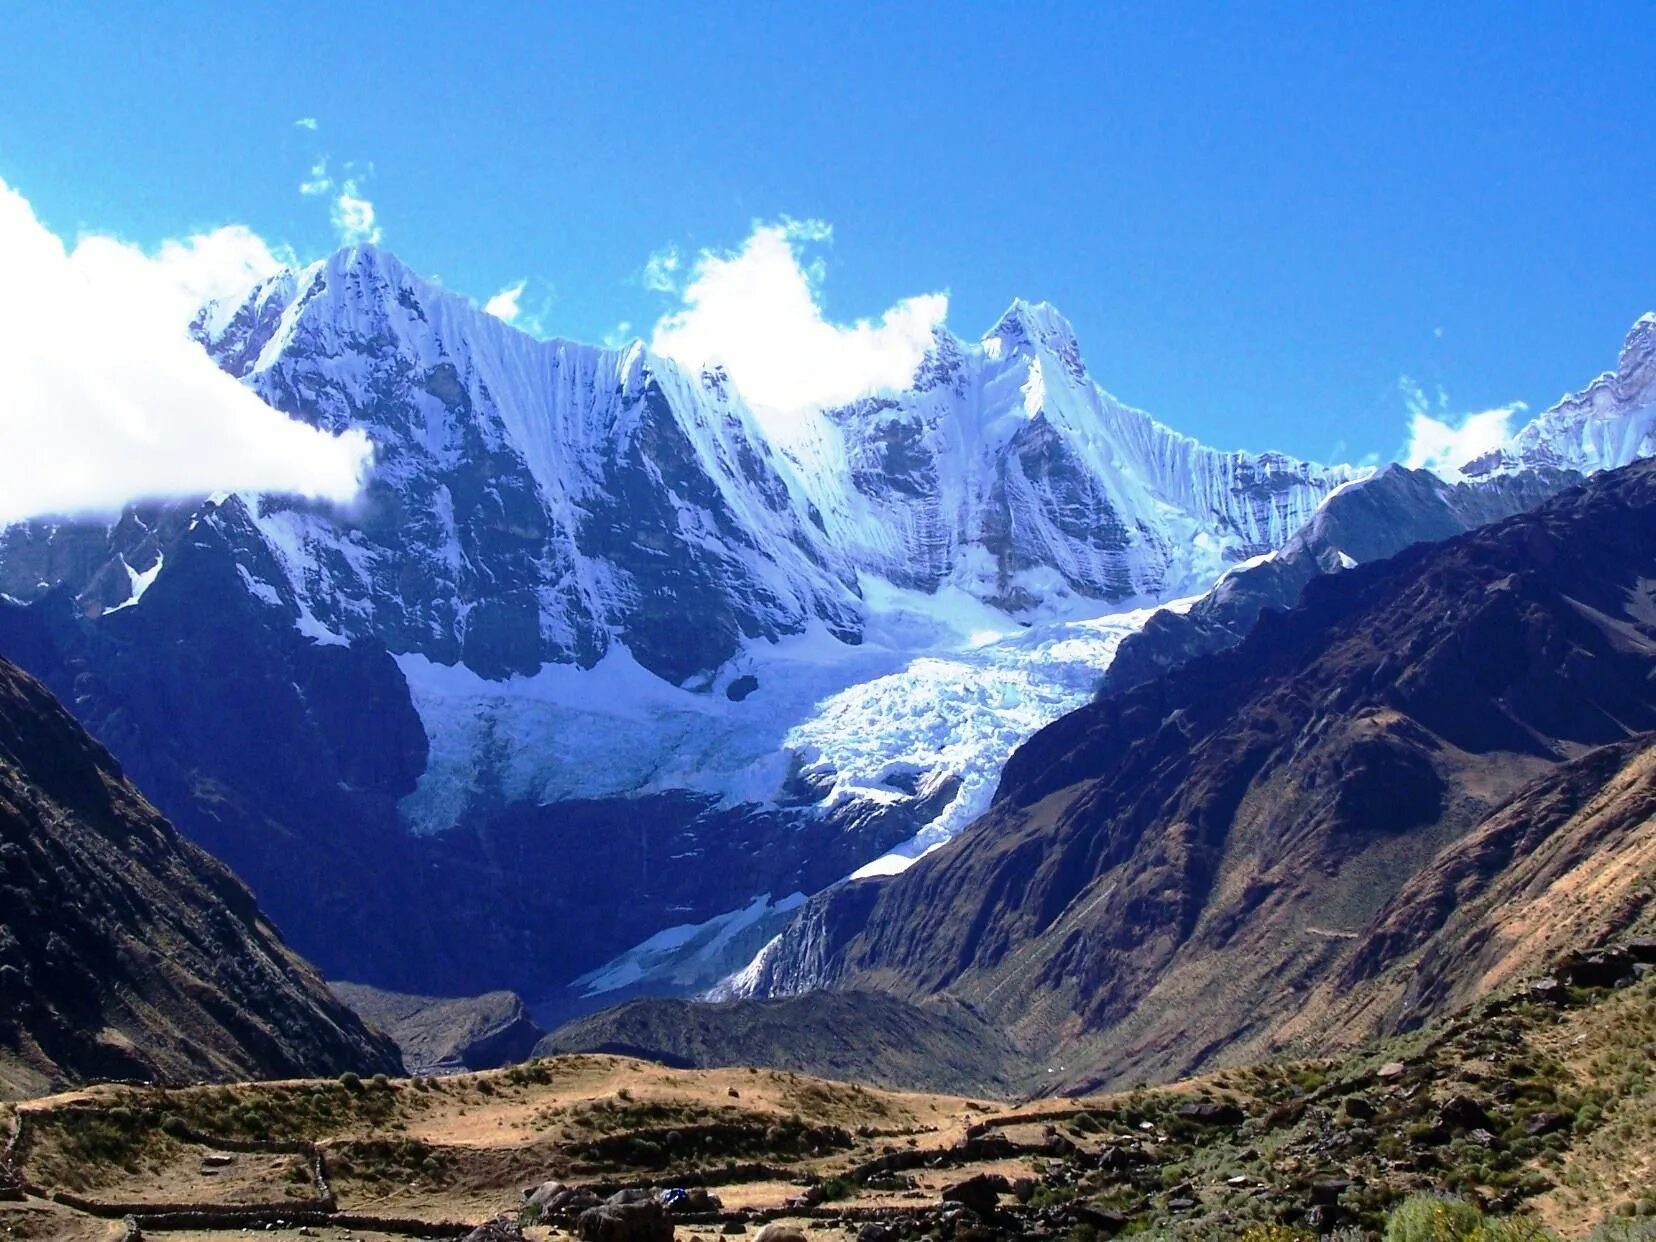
[981,298,1088,378]
[1464,313,1656,481]
[825,296,1362,610]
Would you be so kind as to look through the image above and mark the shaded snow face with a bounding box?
[197,245,861,685]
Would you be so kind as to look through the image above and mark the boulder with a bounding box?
[463,1221,528,1242]
[1559,947,1636,989]
[1525,1111,1572,1138]
[1625,939,1656,964]
[578,1198,675,1242]
[752,1226,807,1242]
[1525,977,1567,1005]
[1175,1099,1246,1126]
[1071,1205,1130,1235]
[526,1179,570,1208]
[1438,1095,1495,1131]
[941,1173,1010,1217]
[1309,1179,1351,1206]
[1343,1097,1377,1121]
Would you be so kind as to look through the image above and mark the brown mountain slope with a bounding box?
[0,656,401,1099]
[749,459,1656,1091]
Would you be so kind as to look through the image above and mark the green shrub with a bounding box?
[1588,1222,1656,1242]
[1384,1195,1558,1242]
[1385,1194,1484,1242]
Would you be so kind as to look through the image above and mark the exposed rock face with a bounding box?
[0,582,920,1000]
[0,245,1361,1004]
[0,655,401,1098]
[328,983,545,1073]
[740,459,1656,1089]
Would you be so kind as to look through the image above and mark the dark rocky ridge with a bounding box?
[742,458,1656,1090]
[1099,463,1577,695]
[0,655,401,1098]
[329,983,545,1074]
[538,991,1020,1096]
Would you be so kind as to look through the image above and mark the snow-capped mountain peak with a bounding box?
[1462,313,1656,481]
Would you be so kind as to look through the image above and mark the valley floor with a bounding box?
[3,958,1654,1241]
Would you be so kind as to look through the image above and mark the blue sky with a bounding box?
[3,2,1654,466]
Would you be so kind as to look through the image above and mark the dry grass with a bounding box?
[2,1053,1008,1232]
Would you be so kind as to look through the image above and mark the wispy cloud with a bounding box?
[298,159,332,197]
[294,116,319,131]
[641,245,680,293]
[295,154,383,246]
[330,177,381,246]
[648,218,948,413]
[0,175,371,525]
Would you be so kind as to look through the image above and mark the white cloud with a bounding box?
[481,278,552,338]
[0,175,372,526]
[331,178,381,245]
[150,226,299,310]
[299,160,332,196]
[648,219,949,413]
[294,116,319,131]
[1399,378,1523,479]
[484,279,526,322]
[296,157,384,247]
